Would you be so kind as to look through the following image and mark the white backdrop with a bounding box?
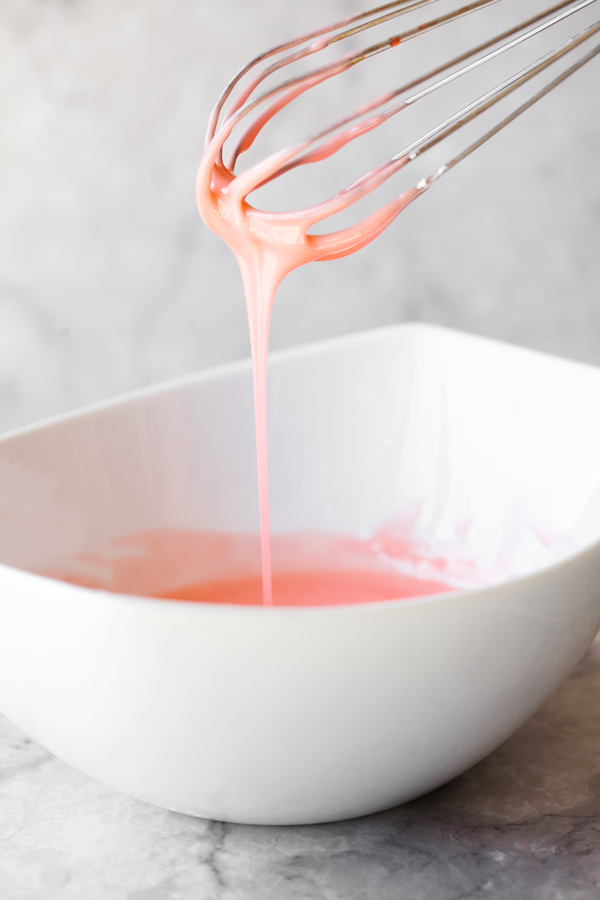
[0,0,599,433]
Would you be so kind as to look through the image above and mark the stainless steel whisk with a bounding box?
[203,0,600,215]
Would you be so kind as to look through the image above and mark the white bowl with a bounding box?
[1,323,600,825]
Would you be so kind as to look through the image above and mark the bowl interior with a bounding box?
[1,323,600,594]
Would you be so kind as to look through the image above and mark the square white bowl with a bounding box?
[0,323,599,824]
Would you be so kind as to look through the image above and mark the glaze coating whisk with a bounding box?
[200,0,600,245]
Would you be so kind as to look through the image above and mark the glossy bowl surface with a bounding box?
[1,323,600,824]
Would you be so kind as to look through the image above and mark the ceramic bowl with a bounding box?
[1,323,600,825]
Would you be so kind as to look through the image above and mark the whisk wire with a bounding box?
[209,0,503,142]
[440,39,600,176]
[399,17,600,164]
[259,0,598,181]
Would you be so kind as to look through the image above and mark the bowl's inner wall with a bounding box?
[0,326,599,585]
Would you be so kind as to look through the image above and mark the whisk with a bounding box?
[199,0,600,257]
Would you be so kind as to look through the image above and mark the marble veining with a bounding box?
[1,640,600,899]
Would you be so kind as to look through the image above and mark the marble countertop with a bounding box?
[1,641,599,900]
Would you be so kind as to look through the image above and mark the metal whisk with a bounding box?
[201,0,600,241]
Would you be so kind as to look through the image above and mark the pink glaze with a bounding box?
[43,512,571,607]
[158,570,451,607]
[196,75,422,605]
[45,528,455,607]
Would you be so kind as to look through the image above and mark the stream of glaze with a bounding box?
[196,90,422,604]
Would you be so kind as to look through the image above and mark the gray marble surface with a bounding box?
[1,639,600,899]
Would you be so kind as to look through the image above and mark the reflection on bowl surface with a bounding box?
[0,323,600,824]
